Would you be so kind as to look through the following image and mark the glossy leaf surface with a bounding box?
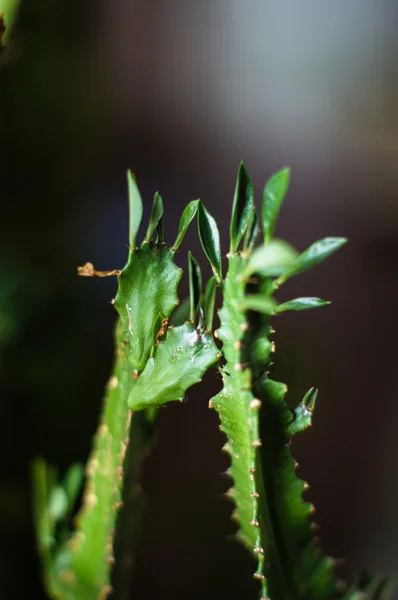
[172,199,199,251]
[115,244,181,372]
[230,162,254,252]
[188,252,202,322]
[204,276,217,332]
[129,323,218,410]
[262,167,290,242]
[278,237,347,283]
[146,192,164,241]
[275,297,330,313]
[198,201,222,282]
[127,171,143,248]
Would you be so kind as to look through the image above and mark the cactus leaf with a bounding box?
[146,192,164,241]
[172,199,199,251]
[188,252,202,322]
[262,166,290,242]
[128,322,219,410]
[278,237,347,284]
[230,162,254,253]
[204,276,217,332]
[115,243,181,372]
[198,201,222,283]
[275,297,330,313]
[127,171,143,249]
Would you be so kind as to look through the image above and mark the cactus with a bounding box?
[33,173,219,600]
[198,163,390,600]
[34,164,393,600]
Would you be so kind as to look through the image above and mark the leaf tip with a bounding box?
[127,169,143,248]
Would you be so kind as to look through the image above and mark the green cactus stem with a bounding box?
[200,162,347,600]
[33,174,219,600]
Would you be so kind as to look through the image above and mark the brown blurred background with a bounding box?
[1,1,397,598]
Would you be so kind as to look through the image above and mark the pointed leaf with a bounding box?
[275,297,330,313]
[172,199,199,251]
[146,192,164,240]
[204,276,217,331]
[188,252,202,321]
[127,171,143,248]
[230,162,254,253]
[198,201,222,283]
[242,240,297,280]
[278,237,347,283]
[262,167,290,242]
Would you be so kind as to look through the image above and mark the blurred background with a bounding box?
[1,0,397,598]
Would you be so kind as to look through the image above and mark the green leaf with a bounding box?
[145,192,164,241]
[275,297,330,313]
[172,199,199,251]
[278,237,347,283]
[48,487,69,522]
[204,276,217,332]
[188,252,202,321]
[262,167,290,242]
[242,240,297,279]
[63,463,84,511]
[128,323,219,410]
[115,243,182,371]
[127,171,143,248]
[230,162,254,253]
[198,201,222,283]
[240,294,277,314]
